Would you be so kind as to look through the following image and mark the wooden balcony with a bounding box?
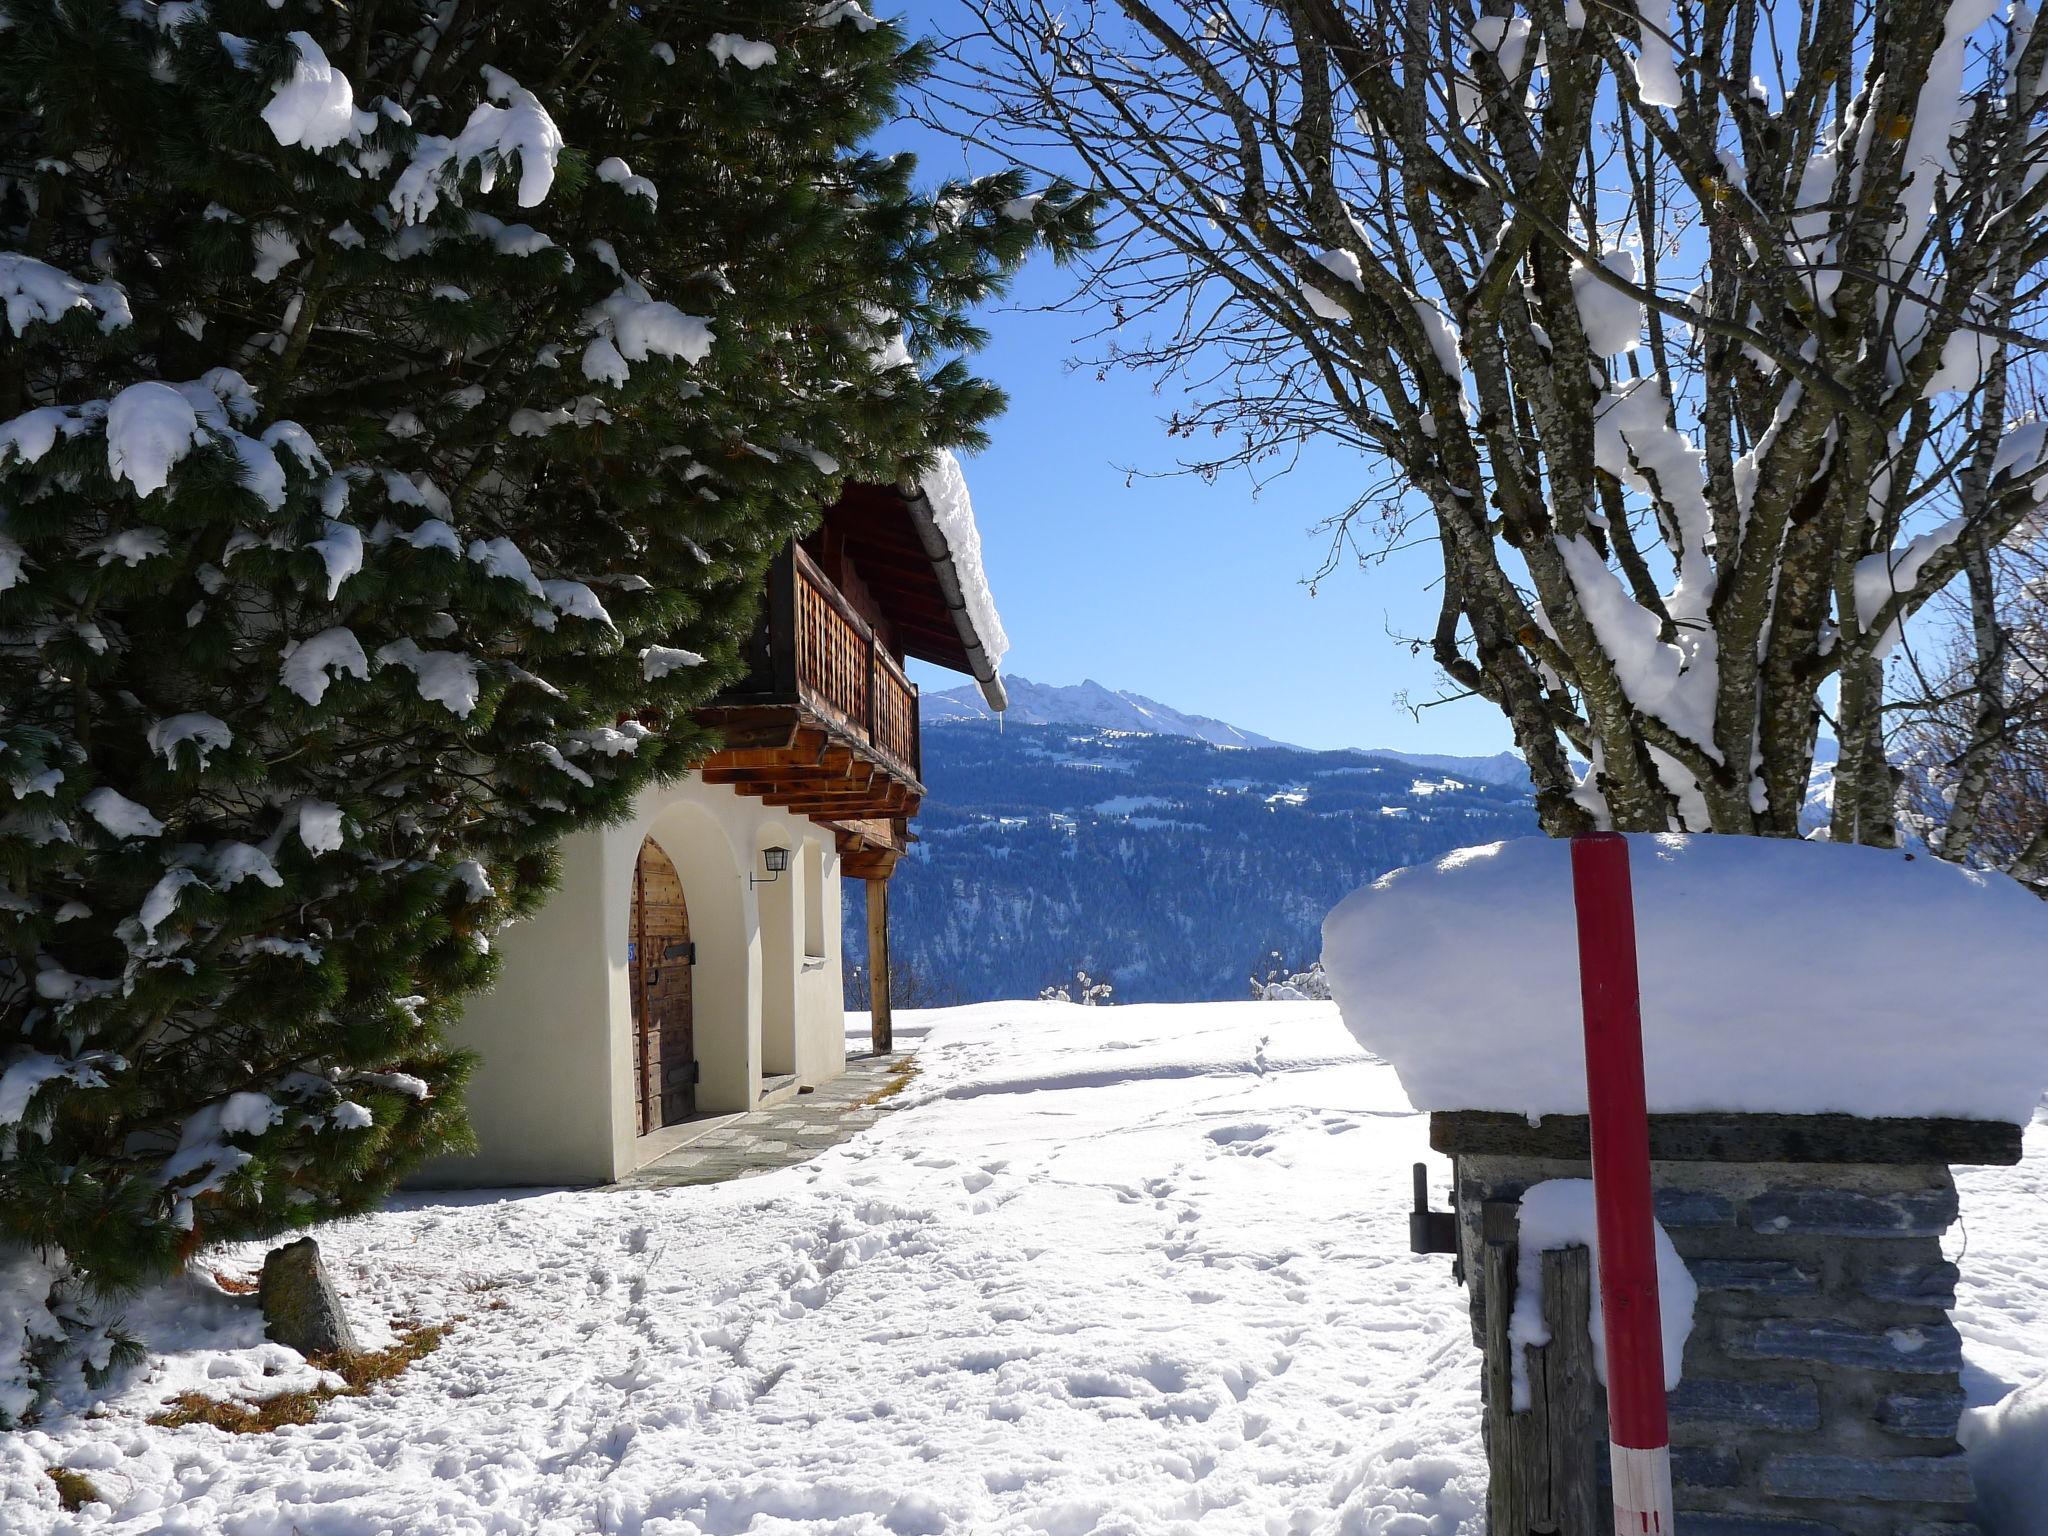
[697,544,923,838]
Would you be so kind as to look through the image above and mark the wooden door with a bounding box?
[628,837,695,1133]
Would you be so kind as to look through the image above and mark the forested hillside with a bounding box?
[845,720,1537,1003]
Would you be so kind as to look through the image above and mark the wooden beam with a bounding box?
[697,721,799,753]
[700,746,809,773]
[841,850,899,880]
[774,774,907,801]
[764,792,907,816]
[867,877,892,1055]
[829,817,904,853]
[703,762,877,791]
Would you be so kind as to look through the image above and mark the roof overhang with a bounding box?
[822,481,1007,712]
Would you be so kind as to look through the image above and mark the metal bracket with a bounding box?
[1409,1162,1458,1255]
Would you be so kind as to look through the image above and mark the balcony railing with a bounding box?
[721,544,920,784]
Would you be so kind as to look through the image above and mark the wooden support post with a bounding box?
[1482,1204,1530,1533]
[1539,1246,1598,1535]
[866,876,892,1055]
[1481,1201,1598,1534]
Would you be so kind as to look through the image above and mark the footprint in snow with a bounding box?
[1206,1122,1270,1144]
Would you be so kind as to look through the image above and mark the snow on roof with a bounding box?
[1322,833,2048,1124]
[905,449,1009,711]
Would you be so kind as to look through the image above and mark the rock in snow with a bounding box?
[1323,833,2048,1123]
[258,1238,358,1357]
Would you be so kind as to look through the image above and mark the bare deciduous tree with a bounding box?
[1895,512,2048,884]
[933,0,2048,837]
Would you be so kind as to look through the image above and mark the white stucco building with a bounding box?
[418,464,1005,1186]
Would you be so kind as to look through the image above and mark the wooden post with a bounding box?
[1539,1246,1598,1535]
[1482,1212,1531,1531]
[1481,1201,1598,1534]
[1481,1207,1528,1533]
[866,876,892,1055]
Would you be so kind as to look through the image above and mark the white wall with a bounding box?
[795,841,847,1086]
[759,826,799,1080]
[415,775,852,1187]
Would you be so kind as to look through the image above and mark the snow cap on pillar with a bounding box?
[1320,833,2048,1124]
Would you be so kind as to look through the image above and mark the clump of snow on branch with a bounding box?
[281,628,371,706]
[261,32,374,151]
[595,157,657,205]
[1570,251,1644,353]
[297,800,345,854]
[146,714,232,770]
[1854,518,1965,655]
[373,640,480,717]
[0,252,130,336]
[708,34,777,69]
[583,280,712,378]
[1630,0,1683,106]
[81,788,163,840]
[104,384,200,497]
[639,644,705,680]
[388,67,564,223]
[1471,14,1538,79]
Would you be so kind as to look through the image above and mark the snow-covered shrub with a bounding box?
[1040,970,1115,1005]
[0,0,1090,1416]
[1249,953,1331,1001]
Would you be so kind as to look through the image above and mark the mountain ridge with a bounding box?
[920,675,1533,787]
[922,675,1296,750]
[849,716,1540,1003]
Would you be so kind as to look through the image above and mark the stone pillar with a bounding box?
[1432,1111,2021,1536]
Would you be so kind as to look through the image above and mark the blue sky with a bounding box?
[904,262,1519,755]
[886,10,1515,756]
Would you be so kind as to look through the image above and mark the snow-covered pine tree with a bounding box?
[0,0,1089,1410]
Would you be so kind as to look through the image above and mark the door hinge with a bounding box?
[666,940,696,964]
[1410,1162,1458,1255]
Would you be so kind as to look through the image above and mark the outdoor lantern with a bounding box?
[752,845,791,887]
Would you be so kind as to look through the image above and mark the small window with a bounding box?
[802,840,826,959]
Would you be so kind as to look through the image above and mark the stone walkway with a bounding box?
[617,1050,916,1188]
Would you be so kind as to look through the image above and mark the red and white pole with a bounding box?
[1570,833,1674,1535]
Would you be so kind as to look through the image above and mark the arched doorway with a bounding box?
[628,836,695,1132]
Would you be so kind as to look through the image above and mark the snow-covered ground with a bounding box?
[7,1001,2048,1535]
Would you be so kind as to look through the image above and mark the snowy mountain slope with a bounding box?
[851,719,1538,1002]
[11,1002,2046,1535]
[922,675,1299,748]
[920,676,1538,786]
[1342,747,1533,787]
